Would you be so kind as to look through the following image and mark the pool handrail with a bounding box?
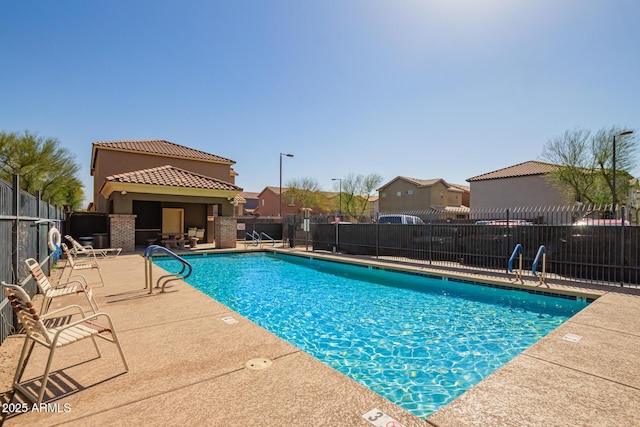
[507,244,523,272]
[260,232,275,246]
[244,231,260,246]
[144,245,192,293]
[508,244,523,280]
[532,245,547,283]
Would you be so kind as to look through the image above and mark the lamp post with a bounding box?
[612,130,634,213]
[279,153,294,219]
[331,178,342,218]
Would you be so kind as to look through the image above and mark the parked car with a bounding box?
[573,219,630,226]
[378,214,425,225]
[474,220,532,226]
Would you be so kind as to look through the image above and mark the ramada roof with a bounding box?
[91,140,235,169]
[467,160,558,182]
[103,165,241,191]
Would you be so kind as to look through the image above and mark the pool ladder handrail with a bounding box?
[532,245,547,284]
[508,244,523,280]
[245,231,260,246]
[144,245,193,293]
[244,231,275,247]
[260,232,275,246]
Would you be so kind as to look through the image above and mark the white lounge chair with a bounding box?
[64,235,122,258]
[25,258,99,313]
[60,243,106,287]
[1,281,128,405]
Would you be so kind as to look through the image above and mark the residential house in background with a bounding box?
[90,140,242,249]
[238,191,260,215]
[253,187,332,217]
[466,160,566,210]
[253,187,290,217]
[377,176,470,218]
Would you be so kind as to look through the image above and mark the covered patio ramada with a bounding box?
[99,164,242,249]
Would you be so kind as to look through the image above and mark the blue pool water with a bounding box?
[155,252,589,418]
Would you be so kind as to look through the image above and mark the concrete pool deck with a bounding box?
[1,246,639,426]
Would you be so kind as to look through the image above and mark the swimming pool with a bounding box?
[155,252,589,418]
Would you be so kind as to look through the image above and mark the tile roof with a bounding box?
[93,140,235,164]
[448,183,470,192]
[239,191,260,199]
[379,176,462,191]
[399,176,441,187]
[467,161,558,182]
[105,165,242,191]
[263,186,286,195]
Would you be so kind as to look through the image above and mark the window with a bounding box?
[381,192,386,198]
[406,190,413,195]
[261,199,265,206]
[396,191,401,197]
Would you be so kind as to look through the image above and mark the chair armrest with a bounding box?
[50,312,117,341]
[53,273,89,286]
[53,277,90,290]
[41,304,88,319]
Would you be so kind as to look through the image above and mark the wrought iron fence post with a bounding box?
[428,210,433,265]
[505,208,510,274]
[620,205,626,286]
[12,174,19,284]
[375,213,379,259]
[36,190,41,263]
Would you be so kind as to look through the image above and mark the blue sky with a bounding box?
[2,1,638,206]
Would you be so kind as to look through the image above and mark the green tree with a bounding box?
[0,131,84,209]
[541,126,637,205]
[336,173,383,221]
[284,177,329,213]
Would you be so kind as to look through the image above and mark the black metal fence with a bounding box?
[0,175,65,345]
[307,205,640,287]
[236,216,284,241]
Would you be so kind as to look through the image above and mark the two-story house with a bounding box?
[377,176,470,218]
[466,161,565,209]
[91,140,242,248]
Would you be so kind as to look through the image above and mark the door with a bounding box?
[162,208,184,234]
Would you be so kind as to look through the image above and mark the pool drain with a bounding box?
[245,358,273,370]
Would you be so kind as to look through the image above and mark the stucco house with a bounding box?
[252,187,290,217]
[466,160,566,210]
[377,176,470,218]
[90,140,242,250]
[252,187,332,217]
[238,191,260,215]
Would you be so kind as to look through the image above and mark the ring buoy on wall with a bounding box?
[48,227,62,252]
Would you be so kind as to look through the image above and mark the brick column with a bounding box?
[109,214,137,253]
[215,217,237,249]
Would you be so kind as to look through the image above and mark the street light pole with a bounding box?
[612,130,634,214]
[331,178,342,218]
[279,153,294,219]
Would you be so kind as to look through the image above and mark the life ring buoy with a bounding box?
[48,227,61,252]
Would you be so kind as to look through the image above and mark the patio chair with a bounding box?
[64,235,122,258]
[1,281,129,405]
[187,227,199,248]
[25,258,99,314]
[60,243,106,287]
[196,228,205,245]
